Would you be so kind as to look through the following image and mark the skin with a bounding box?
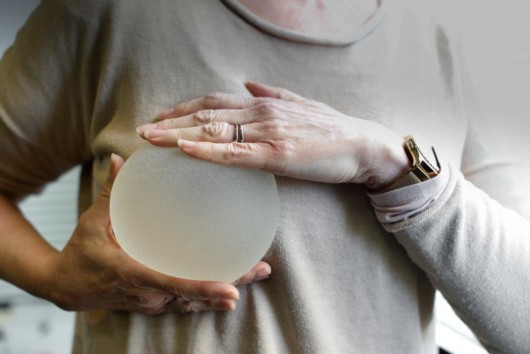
[236,0,378,36]
[137,81,410,191]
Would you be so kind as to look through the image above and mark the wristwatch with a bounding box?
[384,135,441,191]
[404,135,441,180]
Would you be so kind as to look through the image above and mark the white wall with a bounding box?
[439,0,530,164]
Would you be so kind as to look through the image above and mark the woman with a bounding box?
[0,0,528,353]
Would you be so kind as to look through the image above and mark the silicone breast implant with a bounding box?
[110,145,280,282]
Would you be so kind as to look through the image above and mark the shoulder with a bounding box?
[38,0,143,27]
[44,0,115,16]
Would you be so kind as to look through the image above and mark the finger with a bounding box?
[177,141,275,172]
[132,263,240,300]
[138,107,256,135]
[158,93,263,120]
[90,153,125,221]
[141,123,231,147]
[169,297,237,313]
[245,81,306,102]
[232,261,271,286]
[141,123,234,147]
[142,121,267,147]
[115,292,236,314]
[100,153,125,199]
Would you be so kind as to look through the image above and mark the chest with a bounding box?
[94,0,466,168]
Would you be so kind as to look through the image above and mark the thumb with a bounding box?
[99,153,125,200]
[91,153,125,217]
[245,81,306,102]
[84,153,125,226]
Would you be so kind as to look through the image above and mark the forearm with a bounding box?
[384,167,530,353]
[0,194,58,300]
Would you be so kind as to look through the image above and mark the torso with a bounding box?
[71,0,465,352]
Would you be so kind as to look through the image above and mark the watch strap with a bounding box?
[377,135,441,193]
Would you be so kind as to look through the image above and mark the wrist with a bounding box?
[30,250,62,302]
[39,251,78,310]
[361,126,410,191]
[7,247,61,303]
[0,196,64,304]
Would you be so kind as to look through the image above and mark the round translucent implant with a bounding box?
[110,145,280,282]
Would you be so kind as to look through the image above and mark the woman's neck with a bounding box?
[236,0,379,36]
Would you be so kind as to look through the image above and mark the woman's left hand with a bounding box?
[137,82,409,189]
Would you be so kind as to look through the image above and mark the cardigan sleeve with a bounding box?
[380,26,530,353]
[384,166,530,353]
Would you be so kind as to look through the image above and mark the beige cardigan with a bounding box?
[0,0,528,353]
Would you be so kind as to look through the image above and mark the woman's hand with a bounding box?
[137,82,409,190]
[43,154,271,315]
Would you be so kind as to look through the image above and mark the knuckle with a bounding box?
[137,294,156,306]
[270,141,295,158]
[255,102,282,117]
[202,142,216,161]
[243,96,258,106]
[176,299,192,314]
[136,292,173,311]
[164,279,183,298]
[261,119,283,133]
[267,141,296,171]
[177,300,207,314]
[174,101,190,115]
[158,119,174,130]
[201,121,227,139]
[203,92,225,108]
[188,302,206,313]
[193,110,216,125]
[170,128,182,141]
[224,143,245,160]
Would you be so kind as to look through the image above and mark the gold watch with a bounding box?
[381,135,441,191]
[403,135,441,182]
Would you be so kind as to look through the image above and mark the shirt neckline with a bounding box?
[220,0,388,46]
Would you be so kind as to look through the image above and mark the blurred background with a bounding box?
[0,1,528,353]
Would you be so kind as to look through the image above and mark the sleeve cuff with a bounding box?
[366,164,451,224]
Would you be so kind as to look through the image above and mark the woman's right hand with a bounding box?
[42,154,271,315]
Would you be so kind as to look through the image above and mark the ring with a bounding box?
[233,124,244,143]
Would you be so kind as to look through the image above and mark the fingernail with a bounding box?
[219,299,237,311]
[222,290,240,300]
[255,267,271,281]
[178,139,198,149]
[159,107,175,118]
[137,124,157,135]
[210,298,237,311]
[144,129,166,139]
